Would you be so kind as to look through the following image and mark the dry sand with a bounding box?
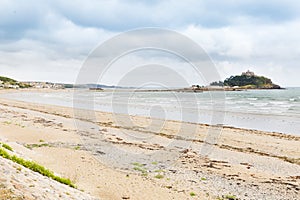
[0,90,299,200]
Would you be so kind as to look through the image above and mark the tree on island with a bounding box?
[210,81,224,86]
[209,70,281,89]
[223,70,280,89]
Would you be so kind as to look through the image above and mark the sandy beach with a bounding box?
[0,89,299,200]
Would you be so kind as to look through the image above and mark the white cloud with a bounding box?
[181,21,300,86]
[0,0,300,86]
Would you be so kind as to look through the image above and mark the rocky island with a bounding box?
[211,70,282,89]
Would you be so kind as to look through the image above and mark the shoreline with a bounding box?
[0,90,299,199]
[1,88,299,136]
[0,90,299,137]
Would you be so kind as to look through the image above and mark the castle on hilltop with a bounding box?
[242,70,255,77]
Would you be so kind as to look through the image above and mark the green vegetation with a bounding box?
[15,123,25,128]
[74,146,81,150]
[154,174,164,179]
[190,192,196,197]
[3,121,12,125]
[132,162,148,176]
[210,71,281,89]
[131,162,167,178]
[2,121,25,128]
[210,81,224,86]
[0,143,13,151]
[18,82,31,88]
[141,172,148,176]
[132,166,148,176]
[224,194,237,200]
[0,147,76,188]
[0,147,11,159]
[132,162,144,167]
[133,166,146,173]
[0,76,31,88]
[25,143,50,149]
[0,76,17,84]
[224,74,280,89]
[201,177,207,181]
[224,75,269,87]
[154,169,165,173]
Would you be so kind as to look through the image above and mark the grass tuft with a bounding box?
[0,143,13,151]
[132,162,144,167]
[224,194,237,200]
[25,143,50,149]
[133,166,147,173]
[154,174,164,179]
[0,147,76,188]
[74,146,81,150]
[190,192,196,197]
[141,172,148,176]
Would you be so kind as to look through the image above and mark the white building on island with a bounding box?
[242,70,255,77]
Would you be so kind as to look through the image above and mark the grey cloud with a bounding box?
[0,0,300,86]
[49,0,300,30]
[2,0,300,37]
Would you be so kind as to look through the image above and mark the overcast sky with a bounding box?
[0,0,300,86]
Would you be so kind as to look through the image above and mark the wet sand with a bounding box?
[0,90,299,199]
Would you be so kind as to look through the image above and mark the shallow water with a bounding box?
[2,87,300,135]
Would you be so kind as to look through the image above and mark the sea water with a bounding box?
[2,88,300,135]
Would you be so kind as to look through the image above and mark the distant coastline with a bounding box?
[0,71,285,92]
